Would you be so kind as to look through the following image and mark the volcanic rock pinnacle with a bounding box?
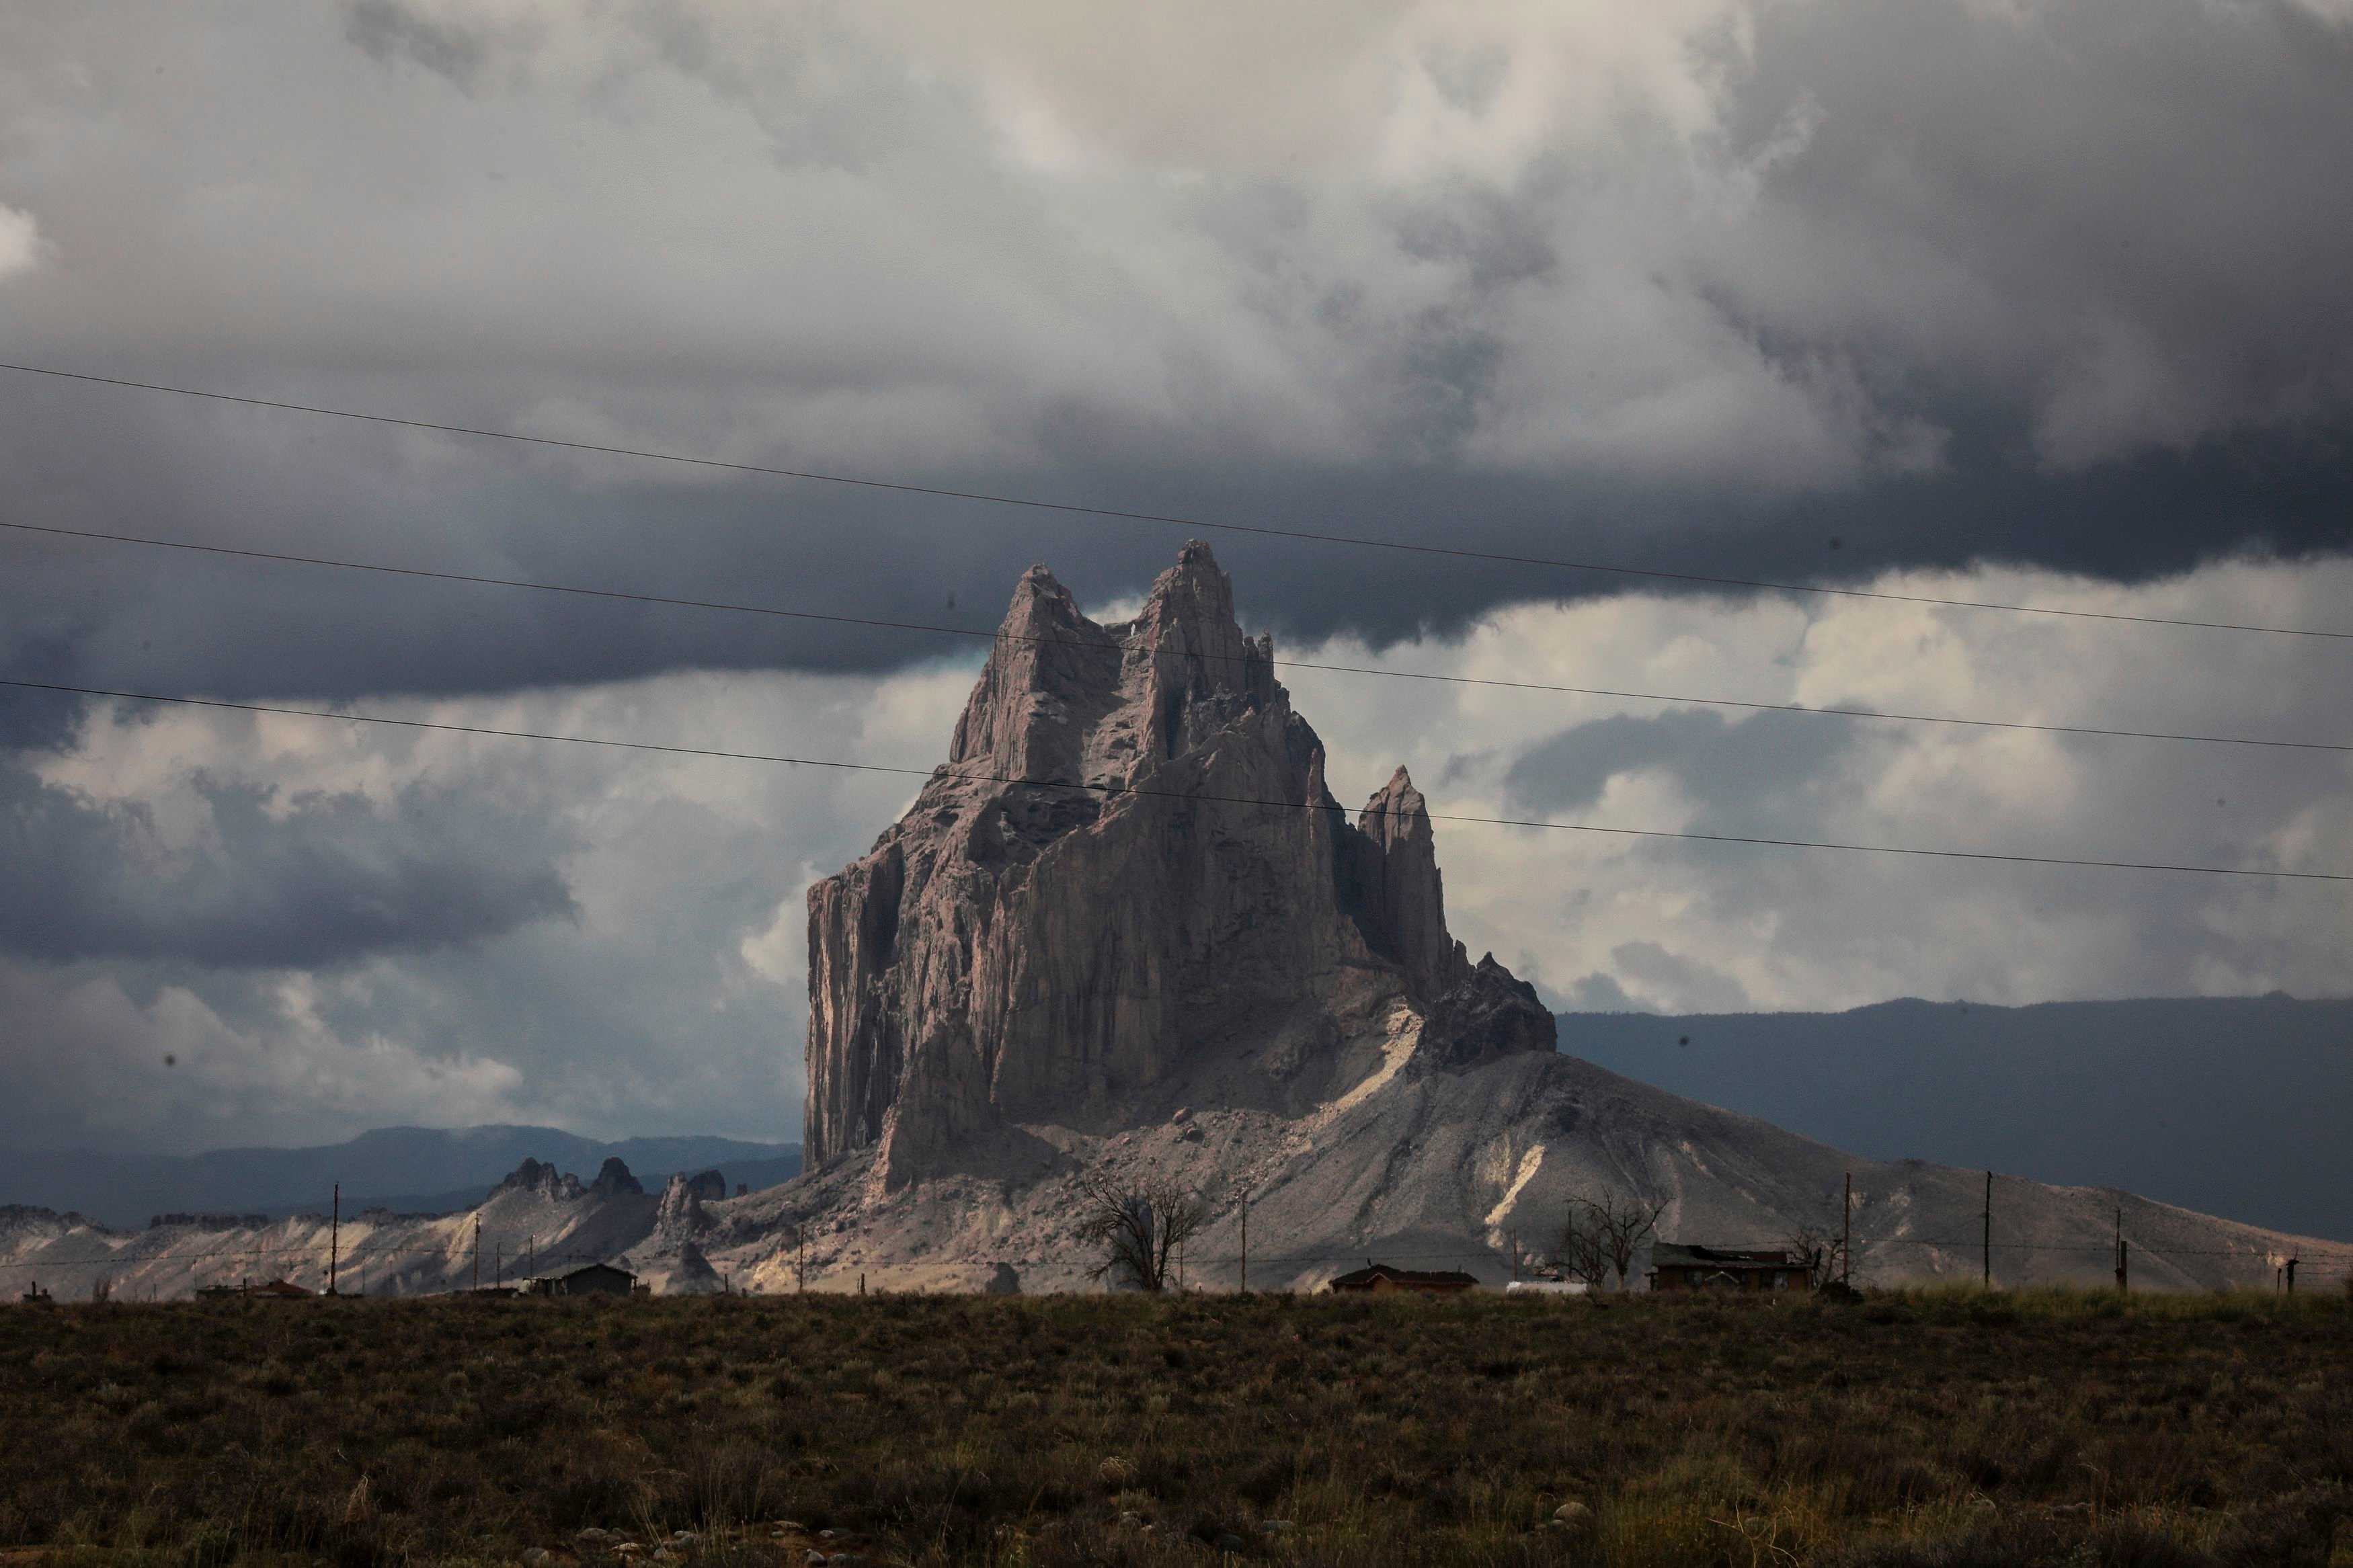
[803,542,1553,1184]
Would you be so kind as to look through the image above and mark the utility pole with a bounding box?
[797,1228,807,1294]
[473,1215,481,1293]
[1239,1190,1249,1295]
[2115,1205,2127,1294]
[1842,1172,1852,1288]
[495,1243,502,1288]
[329,1184,340,1296]
[1982,1171,1993,1290]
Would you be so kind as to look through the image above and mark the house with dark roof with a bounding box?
[524,1261,638,1298]
[1648,1244,1806,1293]
[1324,1262,1480,1294]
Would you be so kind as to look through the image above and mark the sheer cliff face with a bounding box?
[804,542,1553,1183]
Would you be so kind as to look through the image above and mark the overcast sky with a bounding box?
[1,0,2349,1154]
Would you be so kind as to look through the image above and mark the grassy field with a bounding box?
[2,1288,2350,1567]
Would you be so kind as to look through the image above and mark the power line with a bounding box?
[5,675,2350,882]
[7,516,2345,756]
[4,358,2347,643]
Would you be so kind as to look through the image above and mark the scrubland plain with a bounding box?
[2,1288,2350,1567]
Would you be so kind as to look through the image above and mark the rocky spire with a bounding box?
[947,565,1121,783]
[802,542,1552,1184]
[493,1158,582,1202]
[1349,766,1469,1001]
[655,1172,712,1235]
[588,1157,643,1198]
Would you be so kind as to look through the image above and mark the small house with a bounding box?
[1325,1263,1479,1294]
[526,1261,637,1298]
[1648,1244,1806,1293]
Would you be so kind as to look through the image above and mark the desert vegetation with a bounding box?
[1,1287,2349,1567]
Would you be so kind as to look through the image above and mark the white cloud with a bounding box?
[0,203,40,280]
[1280,556,2353,1014]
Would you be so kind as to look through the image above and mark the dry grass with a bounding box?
[1,1287,2349,1566]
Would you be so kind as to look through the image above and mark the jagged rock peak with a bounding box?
[944,540,1275,789]
[655,1171,720,1234]
[494,1158,582,1202]
[1348,766,1468,1001]
[803,542,1554,1184]
[588,1157,643,1198]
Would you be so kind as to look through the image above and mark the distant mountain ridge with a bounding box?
[1557,995,2353,1241]
[0,1125,800,1231]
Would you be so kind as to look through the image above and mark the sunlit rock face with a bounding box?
[803,542,1554,1185]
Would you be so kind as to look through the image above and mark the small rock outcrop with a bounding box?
[803,542,1555,1184]
[588,1157,644,1198]
[493,1159,583,1202]
[670,1240,723,1294]
[655,1173,713,1235]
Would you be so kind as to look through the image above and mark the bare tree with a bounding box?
[1784,1222,1847,1290]
[1555,1210,1612,1289]
[1560,1191,1665,1292]
[89,1274,114,1305]
[1076,1171,1205,1292]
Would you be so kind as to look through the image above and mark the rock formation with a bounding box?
[669,1239,723,1294]
[655,1172,712,1235]
[805,542,1554,1185]
[588,1157,644,1198]
[494,1158,583,1202]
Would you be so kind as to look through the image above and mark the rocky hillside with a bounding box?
[0,1159,740,1302]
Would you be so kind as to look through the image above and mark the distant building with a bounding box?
[196,1279,316,1300]
[525,1261,637,1298]
[1324,1263,1480,1294]
[1504,1280,1589,1296]
[1648,1244,1805,1292]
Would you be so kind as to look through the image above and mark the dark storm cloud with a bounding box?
[0,0,2347,712]
[345,0,493,91]
[1503,709,1856,819]
[1711,0,2353,469]
[0,735,575,966]
[6,393,2350,710]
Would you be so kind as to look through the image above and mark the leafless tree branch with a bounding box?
[1076,1171,1205,1292]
